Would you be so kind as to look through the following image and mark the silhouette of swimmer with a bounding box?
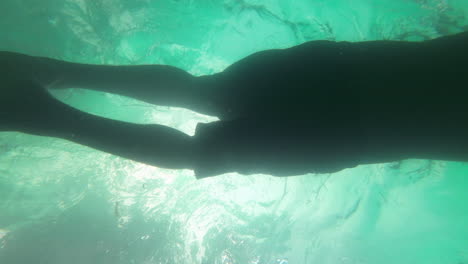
[1,32,468,178]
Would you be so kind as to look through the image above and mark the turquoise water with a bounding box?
[0,0,468,263]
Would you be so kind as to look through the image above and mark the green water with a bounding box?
[0,0,467,263]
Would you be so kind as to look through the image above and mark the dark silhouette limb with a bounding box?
[0,81,196,170]
[1,31,468,178]
[0,51,224,118]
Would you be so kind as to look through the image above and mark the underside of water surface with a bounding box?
[0,0,467,263]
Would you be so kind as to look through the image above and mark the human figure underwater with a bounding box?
[1,32,468,178]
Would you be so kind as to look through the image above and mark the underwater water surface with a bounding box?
[0,0,468,263]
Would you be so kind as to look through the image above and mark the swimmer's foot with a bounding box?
[0,51,71,133]
[0,77,56,132]
[0,51,68,89]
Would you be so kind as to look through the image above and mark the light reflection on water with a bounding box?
[1,0,467,262]
[0,229,8,240]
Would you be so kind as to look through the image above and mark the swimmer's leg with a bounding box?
[1,81,198,170]
[0,51,223,117]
